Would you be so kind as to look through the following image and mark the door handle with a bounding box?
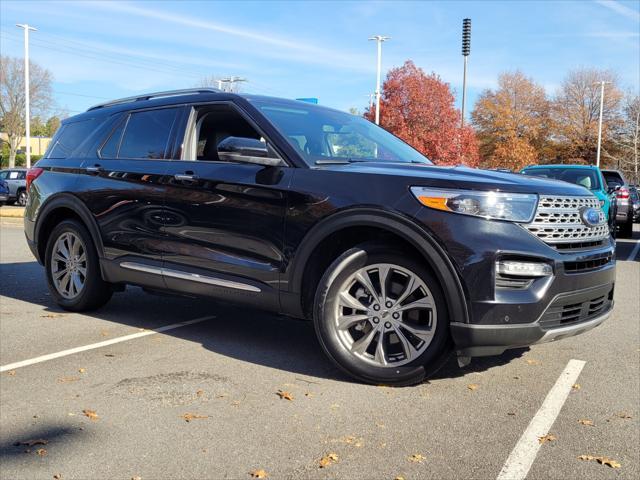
[174,173,198,182]
[86,165,103,174]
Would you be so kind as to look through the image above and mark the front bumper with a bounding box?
[451,282,614,356]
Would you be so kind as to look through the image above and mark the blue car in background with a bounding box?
[521,164,616,233]
[0,178,10,204]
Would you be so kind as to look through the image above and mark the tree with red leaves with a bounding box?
[366,60,479,167]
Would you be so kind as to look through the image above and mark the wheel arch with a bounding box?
[34,193,105,265]
[285,208,469,325]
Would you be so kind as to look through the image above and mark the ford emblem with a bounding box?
[579,207,602,227]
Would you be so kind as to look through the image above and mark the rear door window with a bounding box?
[118,108,178,159]
[47,118,101,159]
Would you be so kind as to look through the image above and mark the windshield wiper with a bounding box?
[314,158,374,165]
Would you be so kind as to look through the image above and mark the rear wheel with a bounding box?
[313,242,451,386]
[16,189,27,206]
[619,215,633,238]
[45,219,113,311]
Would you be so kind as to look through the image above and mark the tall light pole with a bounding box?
[220,76,247,93]
[16,23,36,168]
[595,80,611,168]
[461,18,471,128]
[368,35,390,125]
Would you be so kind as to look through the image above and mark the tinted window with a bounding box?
[100,120,126,158]
[47,118,101,159]
[250,98,431,166]
[119,108,178,159]
[602,171,624,186]
[522,168,602,191]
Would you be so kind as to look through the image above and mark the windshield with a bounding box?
[522,167,602,191]
[249,98,432,166]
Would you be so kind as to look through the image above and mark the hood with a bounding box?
[317,162,594,196]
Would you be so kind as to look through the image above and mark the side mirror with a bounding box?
[218,137,283,167]
[607,185,621,194]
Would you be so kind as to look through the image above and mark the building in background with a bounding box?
[0,133,51,156]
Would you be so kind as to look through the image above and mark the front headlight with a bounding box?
[410,187,538,223]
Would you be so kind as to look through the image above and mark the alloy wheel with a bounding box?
[331,263,437,367]
[50,232,87,299]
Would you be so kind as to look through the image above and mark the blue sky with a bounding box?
[1,0,638,117]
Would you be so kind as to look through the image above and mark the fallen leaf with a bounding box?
[507,412,516,416]
[231,400,241,407]
[104,354,115,357]
[319,453,338,468]
[578,455,621,468]
[14,439,48,447]
[513,376,521,380]
[276,390,293,401]
[249,469,268,478]
[57,376,80,383]
[78,368,86,374]
[395,477,405,480]
[525,359,541,365]
[616,412,632,419]
[538,434,556,444]
[36,448,47,456]
[82,409,99,421]
[7,370,16,376]
[131,477,142,480]
[181,413,209,422]
[578,419,594,426]
[597,457,621,468]
[100,331,109,337]
[41,313,65,318]
[305,392,314,398]
[53,475,62,479]
[467,384,479,391]
[408,453,426,463]
[196,389,204,397]
[572,383,581,390]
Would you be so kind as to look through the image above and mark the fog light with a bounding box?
[496,261,552,277]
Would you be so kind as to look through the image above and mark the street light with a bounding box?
[368,35,390,125]
[16,23,37,169]
[461,18,471,128]
[219,76,247,93]
[594,80,612,168]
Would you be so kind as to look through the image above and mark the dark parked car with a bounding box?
[0,178,9,204]
[24,89,616,385]
[628,185,640,223]
[0,168,28,206]
[601,169,634,237]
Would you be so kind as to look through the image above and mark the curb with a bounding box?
[0,207,25,218]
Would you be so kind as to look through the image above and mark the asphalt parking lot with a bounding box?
[1,217,638,480]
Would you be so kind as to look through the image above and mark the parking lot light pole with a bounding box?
[16,23,37,169]
[461,18,471,128]
[369,35,390,125]
[595,80,611,168]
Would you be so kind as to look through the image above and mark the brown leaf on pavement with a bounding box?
[525,359,541,365]
[196,389,204,397]
[249,469,268,478]
[538,434,556,444]
[36,448,47,456]
[319,453,338,468]
[578,455,621,468]
[53,475,62,479]
[467,384,479,391]
[181,413,209,422]
[395,477,405,480]
[616,412,632,419]
[57,376,81,383]
[572,383,581,390]
[131,477,142,480]
[408,453,426,463]
[276,390,293,401]
[14,439,48,447]
[82,409,99,421]
[78,368,86,374]
[41,313,65,318]
[578,419,594,426]
[6,370,16,376]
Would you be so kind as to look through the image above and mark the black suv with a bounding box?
[24,89,616,385]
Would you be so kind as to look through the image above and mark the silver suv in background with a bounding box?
[0,168,28,206]
[602,169,634,237]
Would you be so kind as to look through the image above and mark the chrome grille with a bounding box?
[525,195,609,245]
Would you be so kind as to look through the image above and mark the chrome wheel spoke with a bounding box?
[399,322,434,343]
[59,271,71,294]
[72,272,83,293]
[377,264,390,301]
[374,332,387,365]
[339,291,368,311]
[337,313,369,330]
[394,276,416,306]
[396,296,433,312]
[350,328,377,355]
[393,326,416,361]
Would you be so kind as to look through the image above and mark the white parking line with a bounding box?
[0,316,214,372]
[626,239,640,261]
[496,359,586,480]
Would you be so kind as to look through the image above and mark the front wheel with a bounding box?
[45,219,113,311]
[313,243,451,386]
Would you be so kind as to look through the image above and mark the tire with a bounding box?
[45,219,113,311]
[313,242,452,386]
[16,189,27,206]
[619,216,633,238]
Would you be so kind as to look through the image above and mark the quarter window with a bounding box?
[118,108,178,159]
[47,118,101,159]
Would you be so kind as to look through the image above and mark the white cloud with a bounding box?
[595,0,640,21]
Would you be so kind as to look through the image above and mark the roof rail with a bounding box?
[87,88,222,111]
